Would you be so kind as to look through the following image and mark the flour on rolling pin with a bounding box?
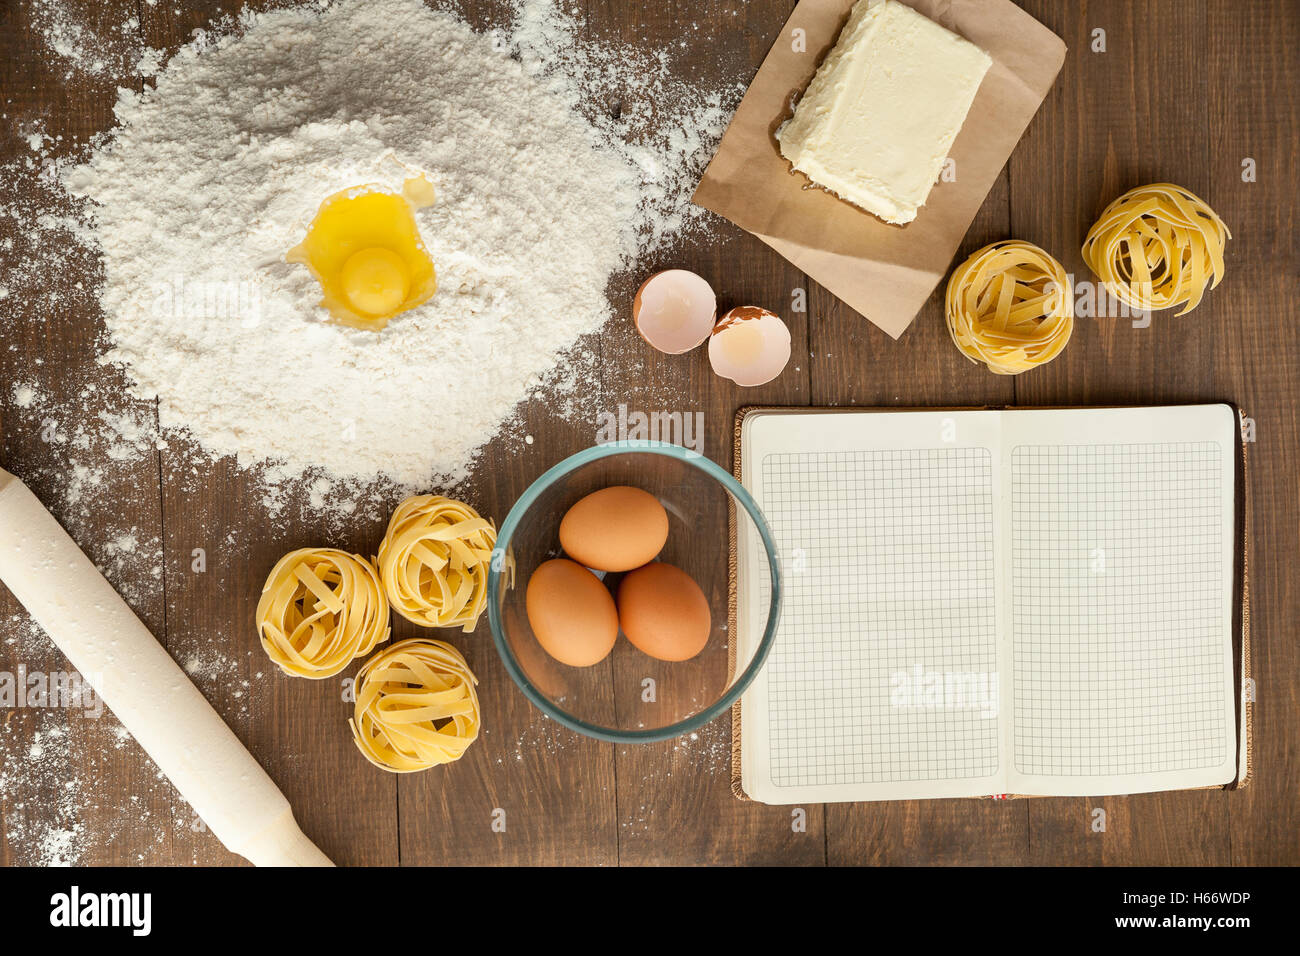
[0,466,332,867]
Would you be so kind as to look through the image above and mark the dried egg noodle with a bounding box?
[377,495,496,631]
[1082,183,1230,316]
[349,639,480,773]
[256,548,390,679]
[945,240,1074,375]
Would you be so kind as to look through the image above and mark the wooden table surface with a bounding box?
[1,0,1296,867]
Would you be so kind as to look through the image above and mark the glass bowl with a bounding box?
[487,440,781,743]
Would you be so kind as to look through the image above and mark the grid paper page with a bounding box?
[761,448,1000,787]
[1011,442,1228,776]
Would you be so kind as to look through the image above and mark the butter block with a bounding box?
[777,0,992,225]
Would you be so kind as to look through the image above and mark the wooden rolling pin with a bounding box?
[0,466,332,867]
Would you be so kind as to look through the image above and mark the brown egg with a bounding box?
[616,562,711,662]
[559,486,669,573]
[525,559,618,667]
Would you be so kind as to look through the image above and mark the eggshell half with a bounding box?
[708,306,792,387]
[632,270,717,354]
[617,562,712,662]
[525,559,619,667]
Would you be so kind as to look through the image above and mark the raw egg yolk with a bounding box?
[287,176,437,331]
[340,247,411,317]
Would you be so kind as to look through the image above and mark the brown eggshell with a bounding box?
[708,306,792,387]
[632,269,717,355]
[525,559,619,667]
[617,562,711,662]
[559,485,669,572]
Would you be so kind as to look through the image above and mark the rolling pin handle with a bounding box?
[237,810,335,867]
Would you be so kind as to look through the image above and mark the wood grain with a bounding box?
[0,0,1295,867]
[1201,0,1300,866]
[0,0,215,868]
[1009,0,1298,866]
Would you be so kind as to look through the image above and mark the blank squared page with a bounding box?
[1011,442,1229,777]
[761,447,1001,788]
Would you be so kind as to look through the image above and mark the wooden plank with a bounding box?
[396,418,620,866]
[128,0,612,868]
[609,230,823,865]
[583,0,824,866]
[1009,0,1252,865]
[0,0,203,866]
[116,0,381,867]
[1203,0,1300,866]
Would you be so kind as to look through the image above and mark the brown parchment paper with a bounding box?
[693,0,1066,339]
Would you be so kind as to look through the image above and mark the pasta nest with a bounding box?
[1081,182,1230,317]
[349,639,481,773]
[945,240,1074,375]
[256,547,390,679]
[377,495,497,630]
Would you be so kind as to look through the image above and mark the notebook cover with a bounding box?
[728,404,1253,802]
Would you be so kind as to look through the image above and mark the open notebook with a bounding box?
[733,405,1249,803]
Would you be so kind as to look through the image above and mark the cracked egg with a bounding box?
[287,176,437,330]
[707,306,791,387]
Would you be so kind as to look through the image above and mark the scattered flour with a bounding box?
[178,646,264,719]
[0,719,81,865]
[28,0,144,82]
[0,382,165,604]
[0,709,178,865]
[11,383,39,408]
[484,710,584,766]
[1,0,744,864]
[60,0,733,491]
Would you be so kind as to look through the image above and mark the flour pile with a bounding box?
[62,0,731,489]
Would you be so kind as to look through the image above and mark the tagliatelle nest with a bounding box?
[255,547,390,679]
[1081,182,1230,317]
[377,495,497,630]
[945,240,1074,375]
[349,639,480,773]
